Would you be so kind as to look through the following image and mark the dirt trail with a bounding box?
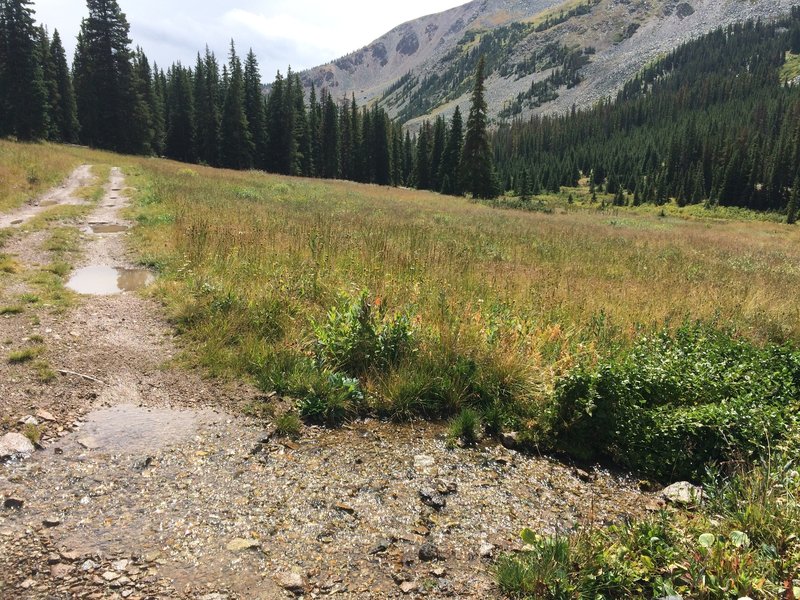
[0,165,95,228]
[0,168,656,599]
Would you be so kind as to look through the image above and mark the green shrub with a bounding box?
[550,323,800,480]
[313,291,414,377]
[448,408,481,446]
[274,411,302,438]
[496,460,800,599]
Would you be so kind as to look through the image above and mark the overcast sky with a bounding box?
[32,0,467,80]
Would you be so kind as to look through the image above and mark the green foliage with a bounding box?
[274,411,302,438]
[496,460,800,599]
[313,292,414,377]
[550,323,800,480]
[448,408,481,446]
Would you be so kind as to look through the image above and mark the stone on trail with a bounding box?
[419,487,446,510]
[276,570,305,593]
[661,481,703,506]
[0,432,35,461]
[226,538,260,552]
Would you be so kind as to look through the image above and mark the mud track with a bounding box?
[0,167,655,599]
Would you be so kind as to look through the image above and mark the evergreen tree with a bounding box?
[371,106,391,185]
[219,41,253,169]
[307,85,320,177]
[788,171,800,224]
[243,49,267,169]
[319,89,339,178]
[48,29,80,143]
[414,121,432,190]
[429,116,446,192]
[461,56,494,199]
[517,168,531,202]
[164,63,195,162]
[265,70,289,173]
[439,106,463,195]
[0,0,48,139]
[74,0,141,151]
[194,48,221,166]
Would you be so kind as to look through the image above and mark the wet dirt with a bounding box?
[90,223,129,234]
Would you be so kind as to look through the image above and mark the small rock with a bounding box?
[656,596,684,600]
[20,578,35,589]
[418,542,441,562]
[0,432,35,461]
[102,571,120,581]
[369,538,394,554]
[77,437,100,450]
[60,550,80,562]
[661,481,703,506]
[81,559,99,571]
[18,415,39,426]
[413,454,435,473]
[50,563,73,579]
[334,502,356,515]
[574,468,593,482]
[399,581,417,594]
[500,431,520,449]
[226,538,260,552]
[436,480,457,495]
[419,487,446,510]
[276,571,305,593]
[3,497,24,510]
[36,409,57,422]
[47,553,61,564]
[42,516,61,528]
[479,543,495,558]
[112,559,129,571]
[431,567,446,577]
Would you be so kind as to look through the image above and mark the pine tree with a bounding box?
[518,168,531,202]
[0,0,48,139]
[243,49,267,169]
[219,42,253,169]
[74,0,143,152]
[49,29,79,143]
[414,121,432,190]
[461,56,494,199]
[265,70,288,173]
[193,49,221,166]
[307,85,319,177]
[319,90,339,179]
[439,106,463,195]
[371,106,391,185]
[164,63,195,162]
[787,171,800,224]
[429,116,446,192]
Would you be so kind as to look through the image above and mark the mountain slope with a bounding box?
[300,0,798,126]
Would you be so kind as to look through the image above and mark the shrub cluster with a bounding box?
[549,323,800,481]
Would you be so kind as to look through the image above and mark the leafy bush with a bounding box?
[496,460,800,599]
[274,411,302,438]
[550,323,800,480]
[313,291,414,377]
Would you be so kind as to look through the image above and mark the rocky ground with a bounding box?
[1,167,657,599]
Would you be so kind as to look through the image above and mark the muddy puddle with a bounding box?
[90,223,129,233]
[66,265,154,295]
[67,404,214,454]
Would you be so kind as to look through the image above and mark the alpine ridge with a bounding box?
[300,0,798,126]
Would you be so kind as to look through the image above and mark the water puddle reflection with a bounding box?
[67,265,154,295]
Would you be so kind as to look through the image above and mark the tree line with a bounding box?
[493,9,800,219]
[0,0,496,198]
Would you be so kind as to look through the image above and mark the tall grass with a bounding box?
[115,158,800,426]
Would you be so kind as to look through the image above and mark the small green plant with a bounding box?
[274,411,302,438]
[448,408,481,446]
[8,345,44,364]
[33,360,56,383]
[0,305,23,315]
[23,423,41,446]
